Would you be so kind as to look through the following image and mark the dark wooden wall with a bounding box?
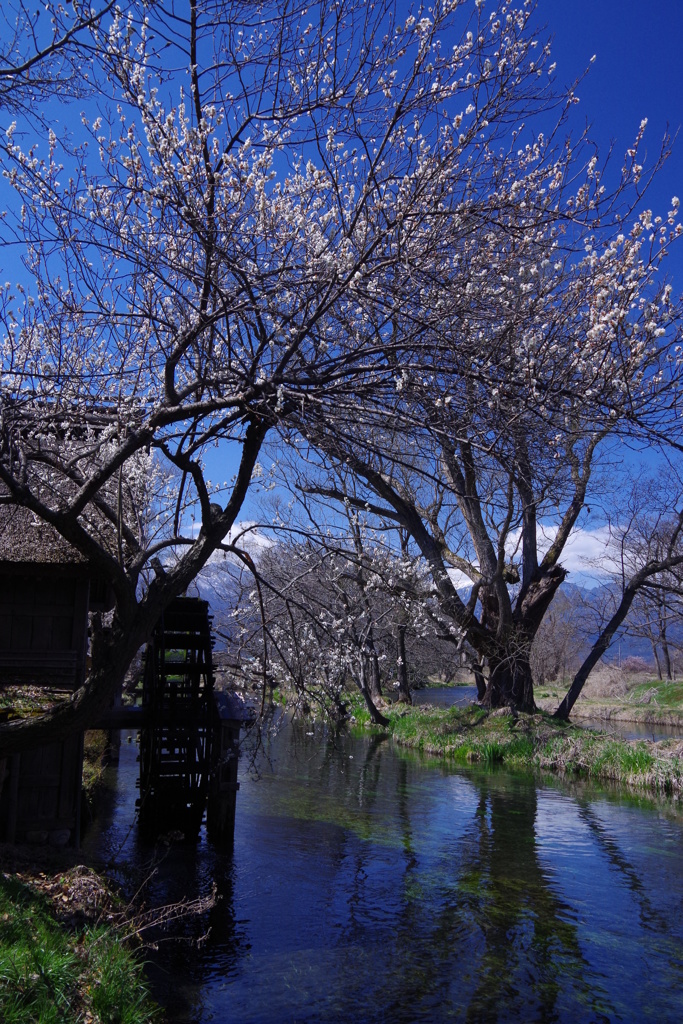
[0,735,83,845]
[0,567,90,845]
[0,571,90,688]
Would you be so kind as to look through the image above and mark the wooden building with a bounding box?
[0,508,249,847]
[0,506,111,846]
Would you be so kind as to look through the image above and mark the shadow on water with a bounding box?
[83,721,683,1023]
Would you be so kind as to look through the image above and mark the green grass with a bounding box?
[591,740,655,776]
[350,697,683,794]
[0,873,160,1024]
[479,740,506,763]
[628,679,683,707]
[0,685,60,718]
[82,730,110,812]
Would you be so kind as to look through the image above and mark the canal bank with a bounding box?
[355,699,683,796]
[540,700,683,730]
[0,846,161,1024]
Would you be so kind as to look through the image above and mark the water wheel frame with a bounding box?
[138,597,215,838]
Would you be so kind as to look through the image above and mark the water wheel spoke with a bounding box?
[138,597,216,839]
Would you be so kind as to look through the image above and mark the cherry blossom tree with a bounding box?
[3,0,681,753]
[223,515,449,724]
[1,0,117,116]
[1,0,567,751]
[290,130,683,712]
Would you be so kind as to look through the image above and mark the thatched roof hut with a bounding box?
[0,504,88,567]
[0,504,116,691]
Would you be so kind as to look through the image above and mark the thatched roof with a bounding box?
[0,505,87,567]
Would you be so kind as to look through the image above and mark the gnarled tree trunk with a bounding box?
[357,658,390,727]
[482,653,535,713]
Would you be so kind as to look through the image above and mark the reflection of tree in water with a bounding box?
[274,731,617,1021]
[382,771,615,1023]
[135,844,244,1022]
[277,719,391,829]
[137,725,682,1023]
[576,800,672,934]
[458,777,609,1023]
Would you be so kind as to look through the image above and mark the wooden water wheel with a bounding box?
[138,597,215,839]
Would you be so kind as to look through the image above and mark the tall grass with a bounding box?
[629,679,683,707]
[349,699,683,794]
[0,874,160,1024]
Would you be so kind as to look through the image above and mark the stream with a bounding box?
[81,702,683,1023]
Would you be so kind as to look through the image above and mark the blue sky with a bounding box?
[213,2,683,537]
[538,1,683,284]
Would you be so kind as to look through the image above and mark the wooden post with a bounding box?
[74,731,84,849]
[206,692,243,845]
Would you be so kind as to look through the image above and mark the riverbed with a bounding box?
[82,714,683,1023]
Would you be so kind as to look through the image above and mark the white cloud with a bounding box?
[199,520,273,568]
[551,525,614,575]
[447,523,617,591]
[187,518,272,552]
[220,520,273,553]
[447,567,474,591]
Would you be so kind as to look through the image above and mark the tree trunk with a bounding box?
[472,567,565,713]
[395,624,412,704]
[0,615,144,756]
[555,575,643,720]
[473,664,487,702]
[652,642,662,681]
[357,659,390,726]
[363,623,384,705]
[483,655,535,713]
[368,652,383,704]
[556,550,683,720]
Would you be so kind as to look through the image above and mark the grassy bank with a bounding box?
[0,862,160,1024]
[353,701,683,796]
[535,678,683,728]
[1,739,159,1024]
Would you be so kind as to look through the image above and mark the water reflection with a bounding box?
[412,685,479,708]
[83,722,683,1023]
[574,718,683,743]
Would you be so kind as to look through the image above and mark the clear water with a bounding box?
[412,685,479,708]
[573,717,683,744]
[83,722,683,1023]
